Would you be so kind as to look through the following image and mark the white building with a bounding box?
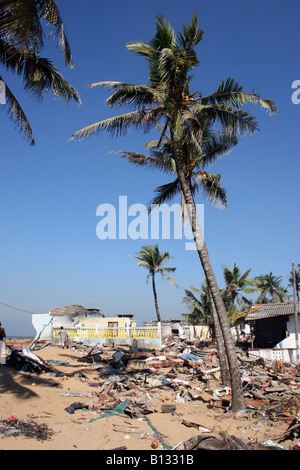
[246,302,300,363]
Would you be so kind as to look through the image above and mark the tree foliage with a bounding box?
[0,0,80,144]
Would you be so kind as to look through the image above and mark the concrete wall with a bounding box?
[32,314,52,341]
[73,317,136,329]
[248,348,298,363]
[248,316,300,363]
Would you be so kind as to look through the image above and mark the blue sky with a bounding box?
[0,0,299,336]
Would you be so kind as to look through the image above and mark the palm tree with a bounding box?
[183,284,213,330]
[288,267,300,301]
[0,0,81,145]
[70,14,276,411]
[131,244,177,322]
[222,263,259,308]
[255,272,289,304]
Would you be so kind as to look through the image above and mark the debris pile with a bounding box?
[4,337,300,449]
[50,338,300,449]
[5,346,53,374]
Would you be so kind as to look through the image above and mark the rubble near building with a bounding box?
[4,332,299,450]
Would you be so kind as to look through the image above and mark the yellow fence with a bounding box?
[53,326,159,341]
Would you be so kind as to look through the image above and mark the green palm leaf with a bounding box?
[0,74,35,145]
[0,0,73,67]
[0,0,79,143]
[70,109,154,141]
[0,40,80,103]
[201,77,277,114]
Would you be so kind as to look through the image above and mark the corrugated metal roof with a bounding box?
[246,302,300,321]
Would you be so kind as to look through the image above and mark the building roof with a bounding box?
[246,302,300,321]
[50,305,90,317]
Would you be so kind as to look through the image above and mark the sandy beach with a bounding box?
[0,338,298,451]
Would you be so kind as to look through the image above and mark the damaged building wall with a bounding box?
[73,316,137,329]
[144,319,209,341]
[246,303,300,363]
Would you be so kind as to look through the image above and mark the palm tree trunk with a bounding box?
[172,132,244,411]
[152,273,161,322]
[209,291,230,386]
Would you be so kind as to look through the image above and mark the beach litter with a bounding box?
[0,417,54,441]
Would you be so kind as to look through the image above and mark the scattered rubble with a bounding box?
[0,417,54,441]
[3,337,300,449]
[5,346,53,374]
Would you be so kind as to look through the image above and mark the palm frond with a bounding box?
[86,82,157,109]
[126,41,157,60]
[200,131,238,167]
[177,12,204,55]
[0,40,80,104]
[113,150,175,174]
[152,15,176,50]
[201,77,277,115]
[194,103,259,136]
[0,0,74,67]
[149,179,181,211]
[106,84,157,109]
[237,268,252,285]
[183,287,205,314]
[39,0,73,67]
[161,272,178,286]
[0,0,43,49]
[70,109,153,141]
[158,47,177,87]
[193,171,228,209]
[0,75,35,144]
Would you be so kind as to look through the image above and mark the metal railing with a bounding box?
[53,326,160,341]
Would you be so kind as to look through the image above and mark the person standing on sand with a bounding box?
[58,326,68,349]
[0,322,6,365]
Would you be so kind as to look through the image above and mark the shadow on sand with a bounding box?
[0,365,61,400]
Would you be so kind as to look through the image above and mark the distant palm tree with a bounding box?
[0,0,80,144]
[183,281,230,385]
[222,263,259,308]
[183,284,213,330]
[288,267,300,301]
[255,272,289,303]
[131,244,177,322]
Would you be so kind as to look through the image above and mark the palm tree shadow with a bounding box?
[0,366,61,400]
[0,366,38,399]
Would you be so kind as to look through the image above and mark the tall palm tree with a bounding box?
[131,244,177,322]
[255,272,289,303]
[0,0,80,145]
[70,14,276,411]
